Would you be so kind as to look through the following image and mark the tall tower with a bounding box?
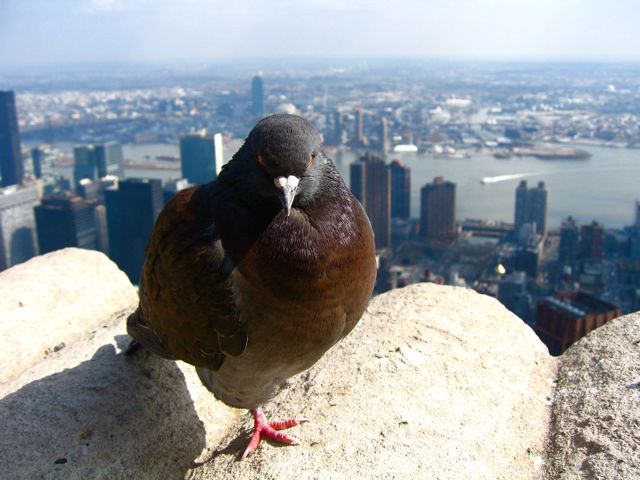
[354,108,365,145]
[350,152,391,249]
[34,194,97,254]
[0,91,24,187]
[30,146,44,179]
[579,221,603,260]
[179,131,223,185]
[558,216,579,265]
[420,176,456,242]
[514,180,547,235]
[73,145,98,187]
[390,160,410,220]
[380,117,390,153]
[105,178,163,283]
[252,75,264,117]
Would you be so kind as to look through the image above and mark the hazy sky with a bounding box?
[1,0,639,67]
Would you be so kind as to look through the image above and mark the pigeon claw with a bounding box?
[242,407,308,459]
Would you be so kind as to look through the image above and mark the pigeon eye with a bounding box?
[307,151,318,168]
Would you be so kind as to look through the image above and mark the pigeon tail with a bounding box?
[242,407,309,459]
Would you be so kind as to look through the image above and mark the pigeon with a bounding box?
[127,113,376,458]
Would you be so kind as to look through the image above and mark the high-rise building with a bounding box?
[535,291,620,355]
[94,142,124,178]
[0,90,24,187]
[579,221,603,260]
[390,160,410,220]
[105,178,163,283]
[514,180,547,235]
[30,146,44,179]
[180,131,223,185]
[252,75,264,117]
[558,216,579,265]
[350,152,391,248]
[420,176,456,242]
[0,184,39,270]
[354,108,365,146]
[380,117,390,153]
[73,145,98,186]
[34,194,97,254]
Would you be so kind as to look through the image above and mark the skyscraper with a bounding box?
[34,194,97,254]
[105,178,163,283]
[0,90,24,187]
[514,180,548,235]
[180,131,223,185]
[390,160,410,220]
[30,146,44,179]
[579,221,603,260]
[380,117,390,153]
[73,145,98,186]
[420,176,456,242]
[354,108,365,146]
[252,75,264,117]
[94,142,124,178]
[558,216,579,265]
[350,152,391,248]
[0,184,39,270]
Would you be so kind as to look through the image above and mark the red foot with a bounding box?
[242,407,308,459]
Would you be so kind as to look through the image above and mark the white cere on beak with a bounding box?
[274,175,300,216]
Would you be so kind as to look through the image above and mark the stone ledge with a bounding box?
[0,248,138,384]
[1,250,558,479]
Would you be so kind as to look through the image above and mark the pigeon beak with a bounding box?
[274,175,300,216]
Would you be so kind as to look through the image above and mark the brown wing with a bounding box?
[127,186,246,370]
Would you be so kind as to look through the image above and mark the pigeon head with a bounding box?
[247,114,324,215]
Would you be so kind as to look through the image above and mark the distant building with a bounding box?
[579,221,603,260]
[390,159,410,220]
[105,178,163,283]
[354,108,366,146]
[420,176,456,242]
[94,142,124,178]
[252,75,264,117]
[558,216,579,265]
[329,110,344,145]
[0,90,24,187]
[379,117,390,153]
[34,194,97,254]
[498,271,533,324]
[30,146,44,179]
[514,180,547,236]
[180,131,223,185]
[350,152,391,248]
[73,145,98,187]
[535,291,620,355]
[0,184,39,270]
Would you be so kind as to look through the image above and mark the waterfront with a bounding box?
[50,142,640,230]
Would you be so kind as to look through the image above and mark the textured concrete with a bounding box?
[545,312,640,480]
[0,247,138,384]
[0,250,572,479]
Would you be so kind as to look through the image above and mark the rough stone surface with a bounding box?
[188,284,556,480]
[0,312,240,480]
[545,312,640,480]
[1,264,557,479]
[0,248,138,384]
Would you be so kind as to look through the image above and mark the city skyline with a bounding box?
[2,0,640,68]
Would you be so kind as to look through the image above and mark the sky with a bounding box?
[1,0,640,67]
